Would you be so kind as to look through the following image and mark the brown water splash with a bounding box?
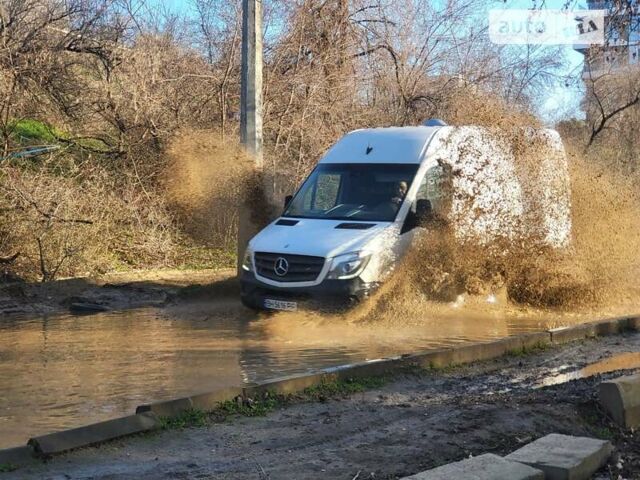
[353,93,640,321]
[163,130,276,249]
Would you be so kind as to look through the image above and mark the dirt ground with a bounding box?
[0,269,235,316]
[6,332,639,480]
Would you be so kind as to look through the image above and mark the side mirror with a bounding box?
[415,199,433,224]
[284,195,293,209]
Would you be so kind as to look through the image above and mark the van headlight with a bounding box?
[327,251,371,280]
[241,248,253,272]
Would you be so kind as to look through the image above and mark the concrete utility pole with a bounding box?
[240,0,263,166]
[238,0,264,274]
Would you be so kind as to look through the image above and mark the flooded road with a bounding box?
[0,294,638,449]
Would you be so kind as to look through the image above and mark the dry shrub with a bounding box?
[0,131,271,282]
[0,154,184,281]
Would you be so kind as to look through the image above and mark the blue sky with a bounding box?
[152,0,187,11]
[151,0,586,123]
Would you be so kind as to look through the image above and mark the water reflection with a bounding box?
[0,296,638,448]
[537,352,640,388]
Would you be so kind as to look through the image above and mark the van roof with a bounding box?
[319,126,443,165]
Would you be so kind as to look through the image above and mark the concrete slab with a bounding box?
[599,374,640,429]
[29,412,160,456]
[401,453,544,480]
[506,434,613,480]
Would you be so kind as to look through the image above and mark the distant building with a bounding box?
[575,0,640,78]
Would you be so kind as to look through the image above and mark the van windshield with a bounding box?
[283,163,419,222]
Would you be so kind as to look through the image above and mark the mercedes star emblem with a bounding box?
[274,257,289,276]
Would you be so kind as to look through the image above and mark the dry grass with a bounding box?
[1,162,171,280]
[440,86,541,132]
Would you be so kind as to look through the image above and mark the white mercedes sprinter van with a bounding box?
[240,120,571,311]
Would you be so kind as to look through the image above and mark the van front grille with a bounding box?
[254,252,325,283]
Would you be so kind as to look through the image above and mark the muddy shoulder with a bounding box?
[0,269,236,317]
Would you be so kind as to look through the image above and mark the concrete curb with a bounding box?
[0,445,37,467]
[519,331,553,349]
[28,412,160,456]
[136,397,193,417]
[1,314,638,462]
[326,356,410,379]
[548,316,632,344]
[191,387,245,410]
[244,372,332,397]
[136,386,245,417]
[427,337,524,366]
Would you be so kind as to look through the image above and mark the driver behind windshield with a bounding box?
[391,181,408,207]
[284,164,419,222]
[374,180,408,218]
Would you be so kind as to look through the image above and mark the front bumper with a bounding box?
[240,271,376,311]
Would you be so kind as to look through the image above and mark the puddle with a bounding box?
[537,352,640,388]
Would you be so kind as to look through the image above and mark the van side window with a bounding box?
[403,163,451,233]
[418,164,450,214]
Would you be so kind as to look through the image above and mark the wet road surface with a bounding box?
[0,294,638,448]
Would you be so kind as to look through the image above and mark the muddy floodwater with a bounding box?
[0,295,638,449]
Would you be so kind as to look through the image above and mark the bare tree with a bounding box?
[584,67,640,147]
[191,0,242,138]
[577,0,640,146]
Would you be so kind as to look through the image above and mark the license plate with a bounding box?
[264,299,298,311]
